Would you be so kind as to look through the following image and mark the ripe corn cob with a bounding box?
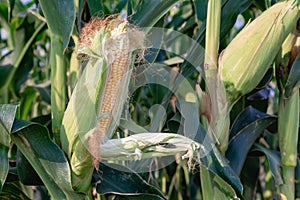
[98,24,130,136]
[219,0,300,103]
[60,16,146,193]
[89,22,132,162]
[77,19,146,166]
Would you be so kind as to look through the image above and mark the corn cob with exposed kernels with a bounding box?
[78,16,146,163]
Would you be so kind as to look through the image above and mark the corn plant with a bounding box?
[0,0,299,200]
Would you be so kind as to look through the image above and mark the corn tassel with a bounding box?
[219,0,300,103]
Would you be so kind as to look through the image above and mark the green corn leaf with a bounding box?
[11,119,86,200]
[240,157,260,200]
[16,150,43,186]
[250,144,283,186]
[284,54,300,98]
[38,0,75,51]
[0,104,18,191]
[86,0,103,17]
[96,163,166,200]
[0,182,32,200]
[200,165,240,200]
[129,0,179,27]
[226,106,277,175]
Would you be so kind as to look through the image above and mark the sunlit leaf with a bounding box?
[39,0,75,51]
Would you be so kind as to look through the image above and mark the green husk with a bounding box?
[219,0,300,103]
[60,17,146,194]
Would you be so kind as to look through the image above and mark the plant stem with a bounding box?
[0,22,46,104]
[204,0,229,153]
[205,0,221,71]
[279,166,295,200]
[200,165,213,200]
[2,22,46,91]
[50,35,67,146]
[278,90,299,199]
[0,88,8,104]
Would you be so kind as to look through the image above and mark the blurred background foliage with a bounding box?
[0,0,299,199]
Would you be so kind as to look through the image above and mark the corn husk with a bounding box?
[60,16,146,193]
[99,132,201,161]
[219,0,300,103]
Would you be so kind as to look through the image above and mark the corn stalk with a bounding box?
[38,0,75,145]
[203,0,229,155]
[201,0,229,198]
[218,2,299,197]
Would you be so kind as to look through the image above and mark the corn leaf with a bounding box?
[96,163,166,200]
[220,0,252,38]
[129,0,179,27]
[250,144,283,185]
[284,54,300,98]
[0,65,13,90]
[38,0,75,51]
[0,104,17,191]
[86,0,102,17]
[0,182,32,200]
[200,165,240,200]
[11,120,85,200]
[226,106,277,175]
[16,151,43,186]
[200,143,244,197]
[119,119,148,133]
[240,157,260,200]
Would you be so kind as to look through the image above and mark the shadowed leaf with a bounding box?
[226,106,277,174]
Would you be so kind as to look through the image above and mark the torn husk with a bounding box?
[78,16,146,165]
[99,133,201,169]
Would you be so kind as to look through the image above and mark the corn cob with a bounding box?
[60,16,146,193]
[78,17,146,164]
[98,23,130,135]
[219,0,300,103]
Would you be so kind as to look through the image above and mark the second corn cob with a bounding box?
[219,0,300,103]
